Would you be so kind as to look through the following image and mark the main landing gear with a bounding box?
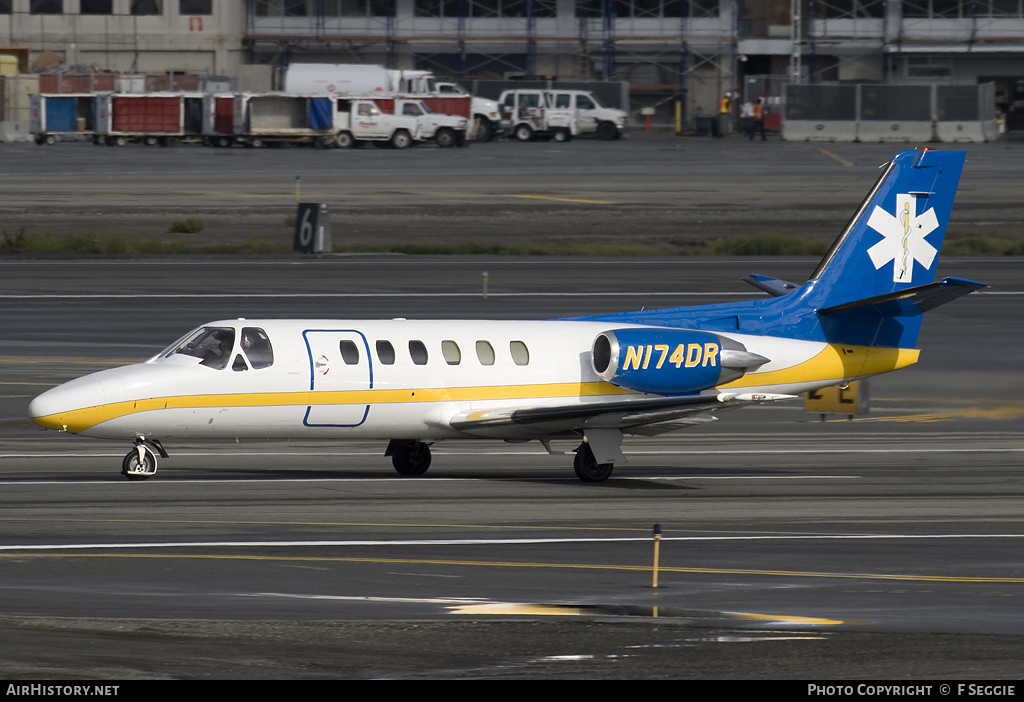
[573,442,615,482]
[387,439,432,476]
[121,438,167,481]
[385,439,616,482]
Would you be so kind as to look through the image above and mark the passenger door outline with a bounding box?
[302,329,373,428]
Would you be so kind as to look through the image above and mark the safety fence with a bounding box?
[783,83,998,143]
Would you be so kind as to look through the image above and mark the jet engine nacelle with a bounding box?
[592,328,770,395]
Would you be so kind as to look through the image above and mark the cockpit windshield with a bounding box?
[160,325,275,371]
[164,327,236,370]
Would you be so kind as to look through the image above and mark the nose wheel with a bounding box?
[121,439,166,481]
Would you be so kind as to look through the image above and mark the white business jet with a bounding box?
[29,148,984,482]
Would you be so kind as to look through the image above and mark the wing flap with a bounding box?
[444,392,798,439]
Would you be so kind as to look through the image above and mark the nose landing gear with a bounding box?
[121,438,167,481]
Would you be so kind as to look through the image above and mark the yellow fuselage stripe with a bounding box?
[34,344,919,434]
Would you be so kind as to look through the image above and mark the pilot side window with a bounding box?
[475,340,495,366]
[339,340,360,364]
[376,340,396,365]
[409,340,428,365]
[441,340,461,365]
[240,327,274,369]
[510,340,530,366]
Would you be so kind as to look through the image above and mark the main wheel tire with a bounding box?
[514,123,534,142]
[573,443,614,483]
[391,441,432,476]
[391,130,412,149]
[435,128,456,148]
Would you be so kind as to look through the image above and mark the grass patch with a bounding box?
[944,236,1024,256]
[706,234,831,257]
[168,217,206,234]
[3,228,1022,257]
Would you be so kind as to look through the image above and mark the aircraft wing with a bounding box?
[446,393,776,439]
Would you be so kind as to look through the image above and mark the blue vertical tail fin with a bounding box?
[808,147,964,306]
[794,148,978,347]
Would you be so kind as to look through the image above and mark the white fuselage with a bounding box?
[28,318,915,442]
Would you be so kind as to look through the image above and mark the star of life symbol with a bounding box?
[866,193,940,283]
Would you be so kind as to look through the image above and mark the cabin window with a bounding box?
[81,0,113,12]
[130,0,161,15]
[241,327,274,369]
[166,326,235,370]
[441,340,461,365]
[180,0,212,13]
[510,340,530,365]
[232,354,249,372]
[339,340,360,365]
[475,340,495,366]
[409,340,429,365]
[30,0,62,13]
[376,340,396,365]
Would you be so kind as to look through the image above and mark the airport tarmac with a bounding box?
[2,133,1024,253]
[1,134,1022,678]
[0,255,1022,679]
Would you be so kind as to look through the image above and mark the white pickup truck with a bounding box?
[333,97,424,148]
[332,97,466,148]
[392,98,470,147]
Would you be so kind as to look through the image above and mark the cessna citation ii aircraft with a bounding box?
[30,148,984,482]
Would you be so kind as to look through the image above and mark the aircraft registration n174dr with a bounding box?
[29,148,985,483]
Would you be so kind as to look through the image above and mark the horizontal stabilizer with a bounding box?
[743,274,801,297]
[818,276,987,318]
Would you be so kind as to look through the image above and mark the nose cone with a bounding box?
[29,369,127,434]
[28,389,64,430]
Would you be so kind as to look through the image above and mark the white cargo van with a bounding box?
[498,89,578,142]
[546,89,627,140]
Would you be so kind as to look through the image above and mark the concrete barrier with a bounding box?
[936,119,999,143]
[782,120,858,141]
[856,121,934,143]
